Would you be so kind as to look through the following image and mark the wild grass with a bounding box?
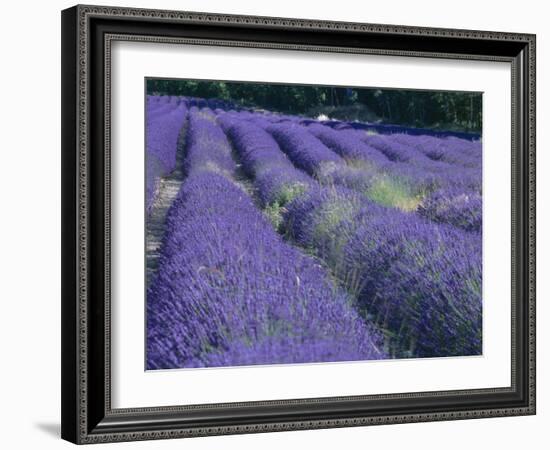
[366,176,423,211]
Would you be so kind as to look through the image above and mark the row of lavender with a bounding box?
[146,107,386,369]
[145,96,187,213]
[229,109,482,232]
[145,95,282,212]
[218,113,481,358]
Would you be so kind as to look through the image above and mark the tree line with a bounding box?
[147,78,482,132]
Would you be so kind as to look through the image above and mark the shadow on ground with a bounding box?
[35,422,60,438]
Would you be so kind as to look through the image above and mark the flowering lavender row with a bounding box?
[218,114,312,207]
[304,124,431,206]
[307,124,480,185]
[363,133,437,165]
[284,187,482,358]
[445,136,483,157]
[259,121,390,203]
[184,108,236,176]
[305,117,481,141]
[145,101,188,213]
[392,133,481,169]
[147,110,386,369]
[146,95,181,122]
[417,187,482,232]
[266,123,343,175]
[147,94,176,105]
[239,108,481,227]
[362,133,481,189]
[244,111,477,226]
[217,109,482,357]
[305,122,481,227]
[306,123,390,166]
[384,133,482,231]
[147,103,179,123]
[263,121,426,211]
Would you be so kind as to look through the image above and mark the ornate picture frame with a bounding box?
[61,4,536,444]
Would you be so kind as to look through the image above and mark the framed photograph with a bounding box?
[61,4,536,444]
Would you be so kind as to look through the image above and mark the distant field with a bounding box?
[145,94,482,370]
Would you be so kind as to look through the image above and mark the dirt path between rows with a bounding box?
[146,122,187,286]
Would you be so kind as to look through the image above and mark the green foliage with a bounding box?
[147,79,482,132]
[264,183,309,231]
[356,88,482,132]
[366,176,424,211]
[263,202,284,230]
[277,182,309,205]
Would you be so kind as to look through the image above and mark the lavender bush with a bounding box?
[418,187,482,232]
[307,123,390,166]
[219,115,313,207]
[392,133,481,169]
[266,123,343,175]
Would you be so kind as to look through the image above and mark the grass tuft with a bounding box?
[367,176,423,211]
[277,182,309,205]
[264,202,284,230]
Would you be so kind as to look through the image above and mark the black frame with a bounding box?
[61,4,536,444]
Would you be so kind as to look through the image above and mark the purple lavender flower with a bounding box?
[418,187,482,232]
[219,115,313,206]
[363,134,431,164]
[184,108,235,176]
[266,123,343,175]
[304,125,444,200]
[307,124,390,166]
[392,133,481,169]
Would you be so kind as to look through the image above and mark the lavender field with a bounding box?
[145,93,482,370]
